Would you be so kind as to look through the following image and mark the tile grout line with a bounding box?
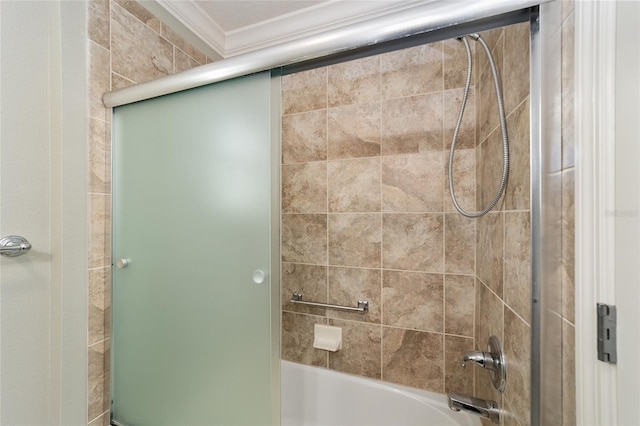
[88,409,110,425]
[88,336,110,349]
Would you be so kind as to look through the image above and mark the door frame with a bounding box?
[573,1,633,424]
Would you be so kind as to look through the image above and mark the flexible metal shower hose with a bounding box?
[448,34,510,218]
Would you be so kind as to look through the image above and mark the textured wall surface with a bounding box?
[561,1,576,424]
[279,18,544,426]
[280,37,481,396]
[86,1,212,424]
[472,22,532,426]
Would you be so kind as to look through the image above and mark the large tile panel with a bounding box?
[445,213,475,274]
[89,42,111,122]
[444,87,476,150]
[328,158,380,212]
[110,2,173,83]
[88,0,110,49]
[382,213,444,272]
[282,162,327,214]
[504,98,530,211]
[328,266,381,324]
[382,271,443,332]
[503,22,530,115]
[281,263,327,315]
[328,103,381,160]
[328,214,381,268]
[282,67,327,114]
[476,212,504,297]
[282,214,328,264]
[328,56,380,107]
[282,110,327,164]
[445,148,476,213]
[89,118,110,194]
[114,0,161,32]
[444,38,474,90]
[445,335,474,394]
[382,328,444,392]
[380,43,443,99]
[382,152,443,213]
[562,169,575,323]
[444,274,474,337]
[504,211,531,323]
[474,279,504,352]
[381,93,443,155]
[282,312,328,367]
[504,307,531,426]
[89,268,109,346]
[329,319,382,379]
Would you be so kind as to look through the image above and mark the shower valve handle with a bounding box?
[462,336,506,393]
[462,351,499,370]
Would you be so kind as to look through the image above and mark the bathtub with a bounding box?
[281,360,481,426]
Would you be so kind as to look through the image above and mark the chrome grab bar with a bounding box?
[0,235,32,257]
[290,292,368,313]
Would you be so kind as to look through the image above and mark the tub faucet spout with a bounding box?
[462,350,499,370]
[447,392,500,424]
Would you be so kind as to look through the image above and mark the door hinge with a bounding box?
[597,303,617,364]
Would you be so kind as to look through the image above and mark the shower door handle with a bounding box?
[0,235,32,257]
[253,270,266,284]
[116,258,130,269]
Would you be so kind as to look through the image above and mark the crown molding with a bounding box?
[155,0,227,55]
[223,0,428,57]
[154,0,430,58]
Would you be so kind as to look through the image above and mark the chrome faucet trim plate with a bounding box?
[462,335,506,392]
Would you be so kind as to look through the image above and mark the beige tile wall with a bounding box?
[87,1,212,424]
[279,19,543,426]
[281,38,478,396]
[561,1,576,424]
[473,22,532,426]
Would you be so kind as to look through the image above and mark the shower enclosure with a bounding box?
[111,72,280,425]
[108,1,565,425]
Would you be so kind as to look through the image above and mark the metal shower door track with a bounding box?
[103,0,549,108]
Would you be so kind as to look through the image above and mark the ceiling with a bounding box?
[155,0,426,58]
[194,1,327,32]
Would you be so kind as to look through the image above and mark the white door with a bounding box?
[0,2,87,424]
[0,1,57,423]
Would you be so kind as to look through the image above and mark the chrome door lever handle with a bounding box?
[0,235,32,257]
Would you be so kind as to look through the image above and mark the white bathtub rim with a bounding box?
[282,360,450,409]
[280,359,480,426]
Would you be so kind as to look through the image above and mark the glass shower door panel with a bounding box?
[112,72,273,425]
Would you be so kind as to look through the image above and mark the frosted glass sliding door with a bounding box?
[111,72,277,425]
